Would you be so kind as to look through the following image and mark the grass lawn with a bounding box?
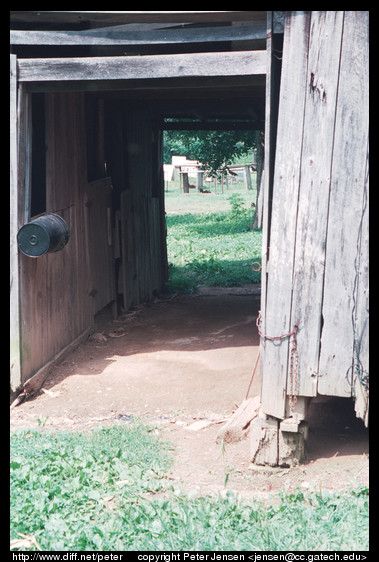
[10,423,369,551]
[164,184,262,292]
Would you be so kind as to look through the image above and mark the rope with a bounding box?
[245,351,260,400]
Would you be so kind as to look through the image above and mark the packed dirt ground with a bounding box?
[10,288,369,499]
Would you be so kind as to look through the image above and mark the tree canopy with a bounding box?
[163,128,257,175]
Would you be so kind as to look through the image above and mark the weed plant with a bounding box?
[10,424,369,551]
[165,190,262,292]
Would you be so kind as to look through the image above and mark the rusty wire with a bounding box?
[256,311,301,411]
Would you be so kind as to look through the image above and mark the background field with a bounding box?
[164,179,262,292]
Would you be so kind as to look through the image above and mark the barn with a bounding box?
[10,11,368,465]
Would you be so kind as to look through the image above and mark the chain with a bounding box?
[256,311,300,412]
[288,323,299,411]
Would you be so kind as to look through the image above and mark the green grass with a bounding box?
[165,188,262,292]
[10,424,369,551]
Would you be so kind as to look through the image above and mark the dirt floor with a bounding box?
[10,288,369,499]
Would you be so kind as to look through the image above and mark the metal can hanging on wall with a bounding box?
[17,214,70,257]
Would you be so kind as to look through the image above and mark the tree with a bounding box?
[163,127,257,176]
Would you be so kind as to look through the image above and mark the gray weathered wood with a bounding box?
[354,146,369,426]
[289,11,344,401]
[11,24,267,46]
[217,396,260,443]
[260,11,311,419]
[318,11,369,399]
[259,12,273,356]
[17,50,267,83]
[10,11,267,25]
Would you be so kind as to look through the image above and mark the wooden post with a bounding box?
[243,165,252,190]
[10,54,22,396]
[250,407,309,467]
[252,131,264,230]
[182,172,189,193]
[196,170,203,191]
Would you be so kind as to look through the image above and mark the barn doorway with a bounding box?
[77,90,266,440]
[100,87,267,319]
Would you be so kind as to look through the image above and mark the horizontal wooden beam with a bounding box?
[10,11,267,25]
[17,50,267,83]
[163,120,262,130]
[11,24,267,46]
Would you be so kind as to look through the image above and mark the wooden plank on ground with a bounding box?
[289,11,344,400]
[260,11,311,419]
[318,11,369,398]
[17,50,267,83]
[216,397,260,443]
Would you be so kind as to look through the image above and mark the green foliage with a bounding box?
[10,423,173,551]
[165,192,261,292]
[10,425,369,551]
[163,128,257,175]
[227,193,249,216]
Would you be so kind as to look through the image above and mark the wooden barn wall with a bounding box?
[105,103,167,311]
[260,11,369,423]
[20,92,93,383]
[19,92,166,387]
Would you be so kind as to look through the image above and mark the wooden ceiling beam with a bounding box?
[10,11,267,25]
[11,24,267,46]
[163,120,262,130]
[17,50,267,83]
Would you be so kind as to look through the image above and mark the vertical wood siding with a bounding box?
[317,12,369,417]
[20,92,93,382]
[261,11,369,423]
[120,107,166,310]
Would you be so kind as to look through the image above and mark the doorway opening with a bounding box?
[162,123,263,294]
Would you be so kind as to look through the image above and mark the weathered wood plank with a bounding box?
[120,189,137,310]
[260,11,311,419]
[10,54,22,393]
[354,146,369,426]
[259,12,273,352]
[163,121,260,130]
[86,177,116,315]
[318,11,369,399]
[11,24,267,46]
[217,396,260,443]
[10,11,267,25]
[17,50,267,83]
[289,11,344,402]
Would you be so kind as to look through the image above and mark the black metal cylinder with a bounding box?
[17,214,70,257]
